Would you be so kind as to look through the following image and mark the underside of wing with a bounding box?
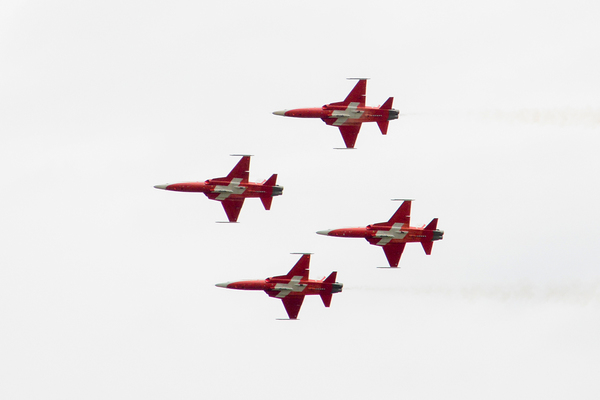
[382,243,406,268]
[338,124,361,149]
[341,79,366,107]
[273,254,310,280]
[388,201,411,225]
[221,198,245,222]
[281,295,305,320]
[226,156,250,183]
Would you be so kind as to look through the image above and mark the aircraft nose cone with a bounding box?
[154,184,169,190]
[215,282,230,288]
[316,229,332,236]
[273,110,287,116]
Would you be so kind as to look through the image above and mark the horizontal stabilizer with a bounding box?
[320,293,333,308]
[260,195,273,211]
[377,120,390,135]
[421,241,434,255]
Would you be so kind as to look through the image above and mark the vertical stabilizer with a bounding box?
[425,218,438,230]
[323,271,337,284]
[380,97,394,110]
[263,173,278,186]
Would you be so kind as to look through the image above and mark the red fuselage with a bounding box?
[279,105,398,126]
[159,179,284,201]
[216,277,343,296]
[216,254,341,318]
[318,224,444,246]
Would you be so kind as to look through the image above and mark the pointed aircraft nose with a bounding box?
[273,110,287,116]
[316,229,333,236]
[215,282,230,288]
[154,184,169,190]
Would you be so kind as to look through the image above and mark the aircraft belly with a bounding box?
[214,179,246,200]
[376,237,392,246]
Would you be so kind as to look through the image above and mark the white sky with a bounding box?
[2,0,600,399]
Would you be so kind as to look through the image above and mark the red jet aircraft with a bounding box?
[273,79,399,149]
[215,254,342,320]
[154,155,283,222]
[316,200,444,268]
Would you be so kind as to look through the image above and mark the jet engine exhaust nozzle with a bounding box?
[331,283,343,293]
[272,186,284,196]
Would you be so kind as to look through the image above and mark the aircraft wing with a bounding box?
[221,198,245,222]
[281,295,305,319]
[341,79,366,107]
[382,243,406,268]
[338,124,362,149]
[226,156,250,183]
[388,201,411,225]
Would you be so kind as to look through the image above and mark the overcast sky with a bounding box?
[2,1,600,399]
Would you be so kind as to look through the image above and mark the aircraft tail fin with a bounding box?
[377,120,390,135]
[260,174,278,210]
[425,218,438,230]
[320,271,337,307]
[380,97,394,110]
[421,241,434,255]
[320,293,333,308]
[260,196,273,211]
[323,271,337,284]
[263,173,278,186]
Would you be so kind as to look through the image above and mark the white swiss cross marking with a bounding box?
[274,276,306,298]
[214,178,246,200]
[375,223,408,246]
[332,102,364,126]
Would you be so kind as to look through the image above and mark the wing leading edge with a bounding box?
[221,198,245,222]
[281,296,305,319]
[338,125,362,149]
[382,242,406,268]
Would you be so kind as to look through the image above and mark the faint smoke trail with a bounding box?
[346,282,600,305]
[473,108,600,127]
